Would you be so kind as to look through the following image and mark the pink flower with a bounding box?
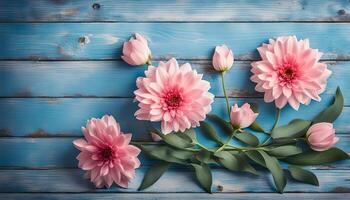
[122,33,151,66]
[150,131,162,142]
[73,115,141,188]
[134,58,214,134]
[251,36,332,110]
[212,45,234,72]
[306,122,339,151]
[230,103,258,129]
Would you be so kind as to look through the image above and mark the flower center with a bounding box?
[278,62,298,85]
[100,147,114,160]
[164,89,183,109]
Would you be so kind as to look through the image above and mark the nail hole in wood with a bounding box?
[92,3,101,10]
[338,9,346,15]
[78,36,90,46]
[217,185,224,192]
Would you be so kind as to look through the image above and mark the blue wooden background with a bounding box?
[0,0,349,199]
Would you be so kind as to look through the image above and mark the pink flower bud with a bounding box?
[212,45,234,72]
[122,33,151,66]
[306,122,339,151]
[230,103,258,129]
[150,132,162,141]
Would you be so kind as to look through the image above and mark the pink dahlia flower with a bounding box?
[134,58,215,134]
[251,36,332,110]
[73,115,141,188]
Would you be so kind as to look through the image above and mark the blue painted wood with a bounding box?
[0,61,258,98]
[1,193,349,200]
[0,0,349,22]
[1,23,350,60]
[0,96,348,138]
[0,168,348,193]
[0,61,347,103]
[1,0,350,197]
[1,137,349,168]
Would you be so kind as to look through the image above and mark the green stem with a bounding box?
[131,141,159,145]
[260,108,281,146]
[131,141,200,152]
[215,129,237,153]
[225,145,267,152]
[195,142,212,152]
[271,108,281,131]
[259,137,272,146]
[221,72,231,118]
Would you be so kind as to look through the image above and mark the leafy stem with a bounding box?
[260,108,281,146]
[195,142,212,152]
[272,108,281,131]
[225,144,268,152]
[131,141,160,145]
[220,71,231,118]
[215,129,238,153]
[260,137,272,146]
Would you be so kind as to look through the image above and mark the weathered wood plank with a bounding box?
[0,137,349,168]
[1,23,350,60]
[0,168,349,193]
[0,0,349,22]
[1,193,350,200]
[0,97,348,138]
[0,61,347,102]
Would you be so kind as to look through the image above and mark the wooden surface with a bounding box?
[0,1,349,199]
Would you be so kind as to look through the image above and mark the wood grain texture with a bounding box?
[0,96,348,138]
[1,137,349,168]
[0,168,349,193]
[0,61,347,101]
[0,0,349,22]
[1,193,350,200]
[1,23,350,60]
[1,0,350,197]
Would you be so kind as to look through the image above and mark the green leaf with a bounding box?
[200,121,223,144]
[196,149,214,164]
[313,87,344,123]
[245,150,266,168]
[235,132,259,146]
[150,129,194,149]
[139,145,193,164]
[207,114,233,135]
[271,119,311,139]
[288,165,319,186]
[249,121,266,133]
[163,133,194,149]
[138,161,171,190]
[284,147,350,165]
[191,163,212,193]
[272,137,297,145]
[257,150,286,193]
[183,128,197,143]
[215,151,258,175]
[268,145,302,157]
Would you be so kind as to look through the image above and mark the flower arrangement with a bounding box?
[74,34,349,193]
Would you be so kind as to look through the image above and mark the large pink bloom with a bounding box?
[134,58,214,134]
[251,36,332,110]
[73,115,141,188]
